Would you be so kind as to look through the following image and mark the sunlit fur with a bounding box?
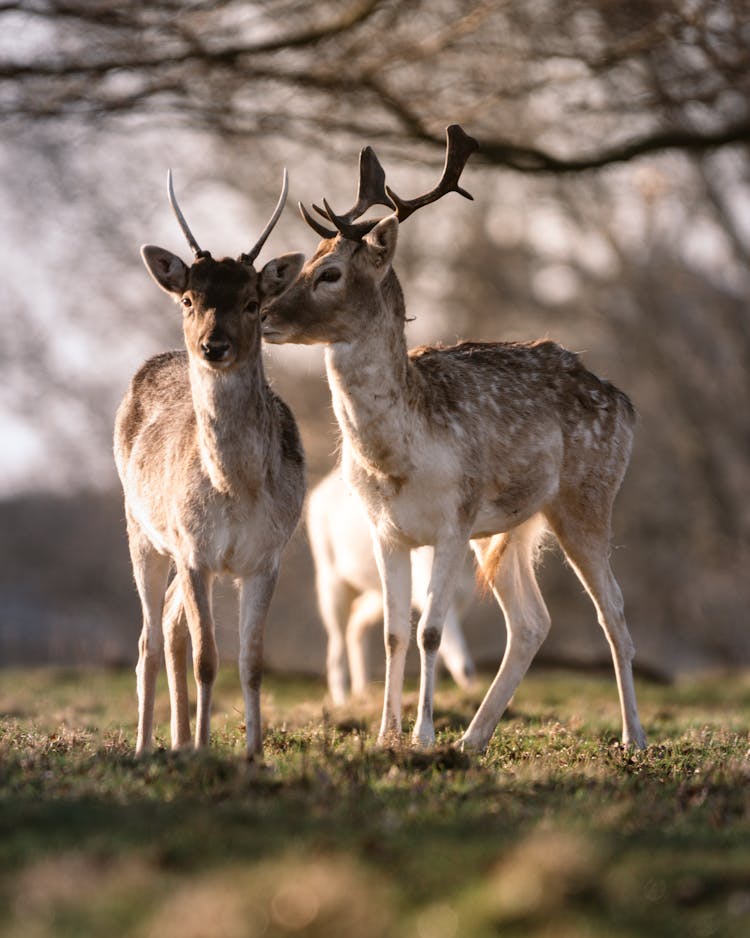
[115,248,305,757]
[307,468,476,705]
[263,216,646,752]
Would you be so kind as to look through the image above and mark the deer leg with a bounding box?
[460,519,551,752]
[413,536,472,747]
[128,517,170,756]
[547,511,647,749]
[238,562,280,757]
[411,547,475,691]
[346,590,383,698]
[438,605,476,691]
[162,576,191,750]
[315,571,357,706]
[179,566,217,750]
[372,539,412,743]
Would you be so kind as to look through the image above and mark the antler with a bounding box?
[299,125,478,241]
[241,168,289,264]
[299,145,395,241]
[167,169,206,258]
[386,125,479,223]
[167,169,289,264]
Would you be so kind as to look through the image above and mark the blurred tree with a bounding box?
[2,0,750,171]
[0,0,748,670]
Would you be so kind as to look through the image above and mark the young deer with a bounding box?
[114,170,305,757]
[262,126,647,751]
[307,468,476,705]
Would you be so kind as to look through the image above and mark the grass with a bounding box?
[0,665,749,937]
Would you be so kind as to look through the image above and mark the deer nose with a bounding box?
[201,340,231,361]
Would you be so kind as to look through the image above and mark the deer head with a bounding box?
[262,126,478,345]
[142,170,304,370]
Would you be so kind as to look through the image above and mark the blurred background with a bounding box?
[0,0,748,681]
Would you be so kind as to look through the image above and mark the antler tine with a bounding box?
[386,125,479,224]
[167,169,205,258]
[341,146,395,223]
[243,168,289,264]
[299,201,337,239]
[309,146,395,241]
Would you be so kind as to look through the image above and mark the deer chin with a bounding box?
[261,324,299,345]
[199,353,236,371]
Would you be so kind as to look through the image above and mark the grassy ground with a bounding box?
[0,665,749,938]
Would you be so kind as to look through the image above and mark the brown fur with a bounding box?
[115,246,305,757]
[263,213,646,752]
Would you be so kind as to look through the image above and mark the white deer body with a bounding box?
[307,468,475,704]
[114,173,305,757]
[262,128,646,752]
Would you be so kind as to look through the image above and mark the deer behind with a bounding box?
[262,127,647,753]
[114,171,305,757]
[307,467,476,705]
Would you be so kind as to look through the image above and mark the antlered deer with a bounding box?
[307,468,476,705]
[262,127,647,751]
[114,170,305,757]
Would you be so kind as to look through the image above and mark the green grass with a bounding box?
[1,666,749,937]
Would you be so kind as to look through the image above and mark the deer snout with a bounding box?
[200,338,232,363]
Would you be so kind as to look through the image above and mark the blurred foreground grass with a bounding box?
[0,666,749,937]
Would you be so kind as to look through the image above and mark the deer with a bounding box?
[307,467,476,705]
[261,125,648,752]
[114,169,306,757]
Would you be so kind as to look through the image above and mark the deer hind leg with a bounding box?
[372,539,412,743]
[128,516,170,756]
[460,516,551,752]
[238,561,280,758]
[179,566,217,750]
[162,576,191,750]
[547,504,647,749]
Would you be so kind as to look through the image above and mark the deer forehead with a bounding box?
[305,237,360,272]
[186,257,259,309]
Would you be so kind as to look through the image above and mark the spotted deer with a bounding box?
[114,170,306,757]
[307,467,476,705]
[262,126,647,751]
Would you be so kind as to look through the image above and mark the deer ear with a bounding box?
[361,215,398,275]
[141,245,189,296]
[259,252,305,299]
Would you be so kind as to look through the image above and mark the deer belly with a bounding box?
[472,463,560,537]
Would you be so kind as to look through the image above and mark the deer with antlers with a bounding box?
[114,170,305,757]
[262,126,647,751]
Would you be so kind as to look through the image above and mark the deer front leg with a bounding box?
[162,576,191,750]
[372,539,412,744]
[438,605,476,691]
[179,566,217,750]
[347,590,384,698]
[315,571,357,706]
[128,517,170,757]
[411,546,475,691]
[413,536,469,747]
[238,561,280,758]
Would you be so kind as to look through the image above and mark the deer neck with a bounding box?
[189,354,272,496]
[325,270,414,483]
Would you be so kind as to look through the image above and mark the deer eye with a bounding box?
[316,268,341,286]
[245,300,259,315]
